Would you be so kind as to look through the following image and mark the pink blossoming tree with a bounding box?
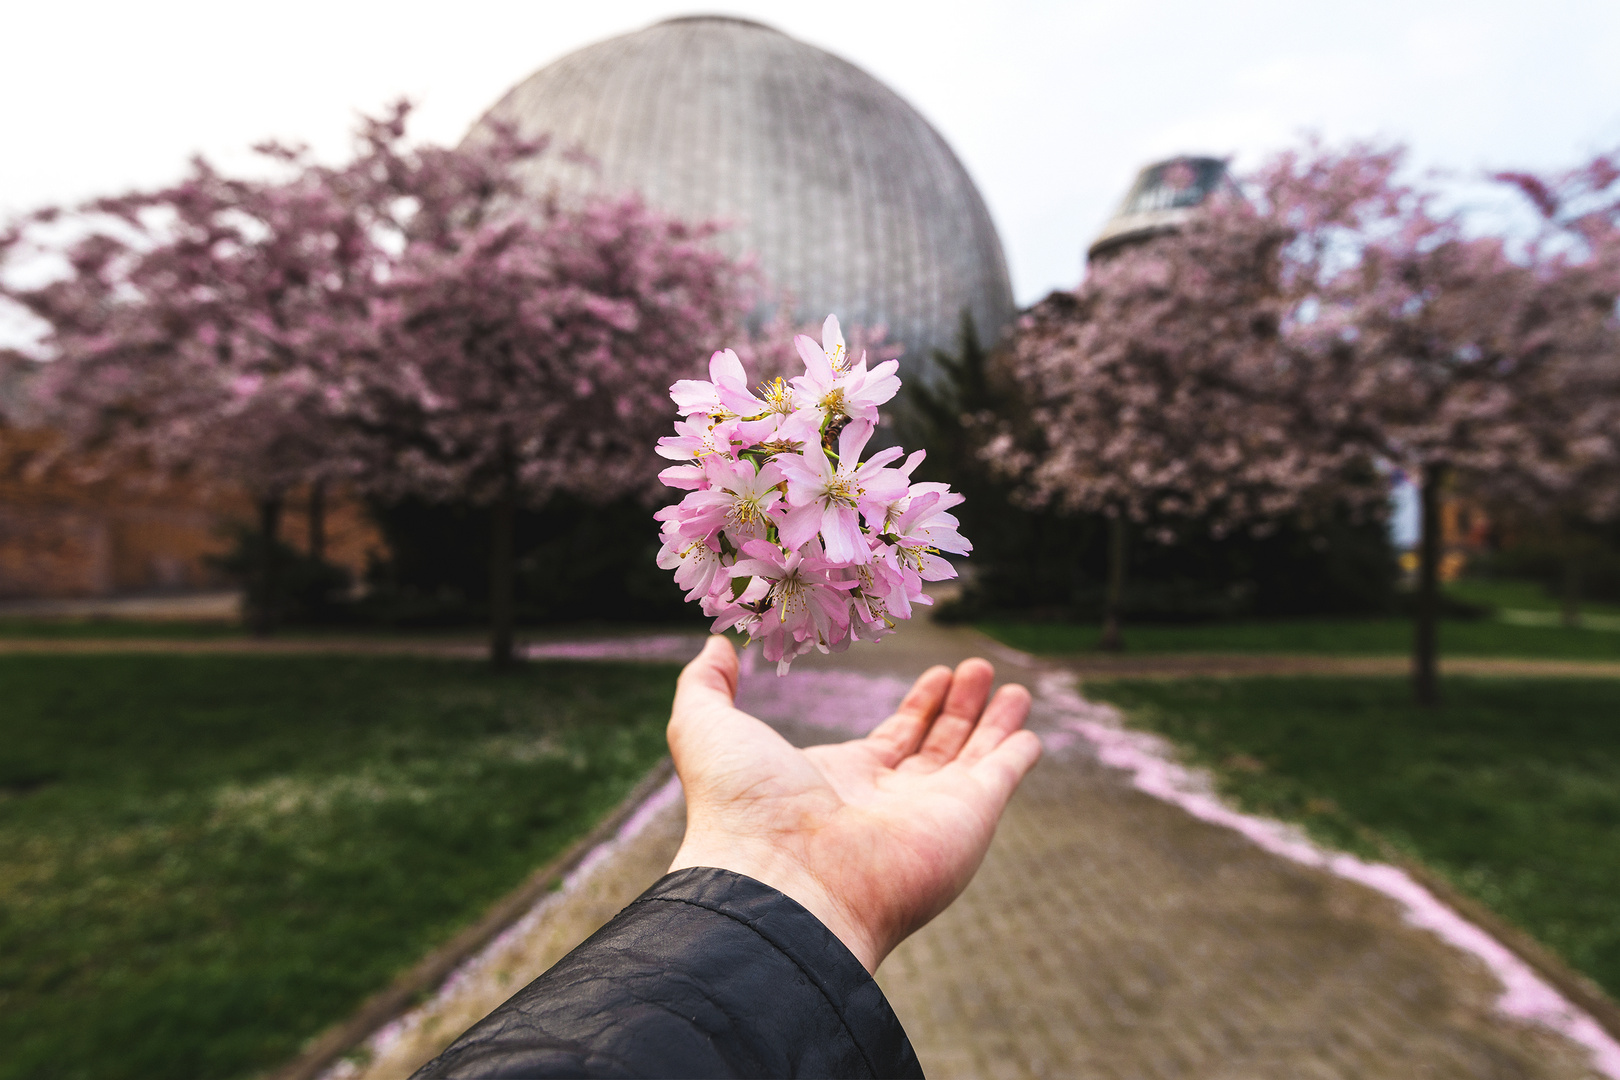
[987,150,1386,650]
[1285,147,1620,704]
[991,141,1620,703]
[0,146,376,633]
[331,107,751,665]
[1485,153,1620,626]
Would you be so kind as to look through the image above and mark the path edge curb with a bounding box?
[268,756,678,1080]
[1060,658,1620,1050]
[1384,846,1620,1043]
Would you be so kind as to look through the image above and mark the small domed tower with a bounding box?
[1087,156,1235,263]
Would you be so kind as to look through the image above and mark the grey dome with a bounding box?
[471,15,1015,378]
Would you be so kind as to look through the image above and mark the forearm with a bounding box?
[412,868,922,1080]
[668,827,887,974]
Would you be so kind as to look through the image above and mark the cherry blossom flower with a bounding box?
[863,449,928,532]
[881,484,972,606]
[726,539,856,674]
[653,314,971,673]
[790,314,901,425]
[734,377,821,449]
[669,348,768,419]
[776,420,908,563]
[656,526,728,602]
[655,416,745,490]
[887,484,971,565]
[654,457,784,546]
[840,554,910,641]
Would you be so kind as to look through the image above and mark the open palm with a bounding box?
[667,636,1042,972]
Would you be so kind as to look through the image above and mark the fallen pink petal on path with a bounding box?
[736,662,913,735]
[524,635,706,662]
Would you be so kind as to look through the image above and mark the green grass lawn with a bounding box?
[1447,578,1620,617]
[979,616,1620,658]
[1447,579,1620,632]
[0,655,677,1080]
[1086,677,1620,998]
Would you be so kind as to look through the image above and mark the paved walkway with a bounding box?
[0,590,242,620]
[317,617,1618,1080]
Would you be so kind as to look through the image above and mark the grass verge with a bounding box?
[0,654,676,1080]
[1447,579,1620,618]
[979,617,1620,658]
[1084,676,1620,999]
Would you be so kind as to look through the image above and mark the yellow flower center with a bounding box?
[727,489,771,531]
[824,472,858,508]
[772,572,808,620]
[760,377,794,415]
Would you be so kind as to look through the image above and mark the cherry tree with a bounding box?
[332,108,751,665]
[1267,145,1615,704]
[0,149,375,633]
[986,154,1383,650]
[1485,154,1620,626]
[993,140,1618,703]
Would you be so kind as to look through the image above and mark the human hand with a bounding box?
[666,636,1042,973]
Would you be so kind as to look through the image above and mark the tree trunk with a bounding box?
[307,480,327,564]
[1412,464,1443,707]
[1561,542,1583,629]
[489,491,517,668]
[251,495,284,639]
[1099,513,1127,652]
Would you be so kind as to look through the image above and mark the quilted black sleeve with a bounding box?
[411,866,924,1079]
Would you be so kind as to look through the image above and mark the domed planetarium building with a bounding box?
[470,15,1015,379]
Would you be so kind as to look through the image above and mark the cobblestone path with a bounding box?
[333,620,1613,1080]
[877,695,1602,1079]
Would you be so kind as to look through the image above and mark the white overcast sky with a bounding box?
[5,0,1620,306]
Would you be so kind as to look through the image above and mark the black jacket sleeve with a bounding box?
[411,866,924,1079]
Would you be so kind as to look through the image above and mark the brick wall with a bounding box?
[0,427,380,599]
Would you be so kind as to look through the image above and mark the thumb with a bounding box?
[674,635,739,717]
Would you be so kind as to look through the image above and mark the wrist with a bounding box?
[668,836,886,973]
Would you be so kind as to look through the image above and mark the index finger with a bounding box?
[673,636,740,716]
[863,664,953,767]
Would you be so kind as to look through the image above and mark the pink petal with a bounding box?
[734,575,772,605]
[776,409,822,447]
[657,464,704,490]
[795,334,832,383]
[821,314,844,357]
[862,445,905,471]
[777,501,824,551]
[709,348,746,386]
[820,503,868,564]
[739,538,783,562]
[669,379,718,414]
[838,419,874,463]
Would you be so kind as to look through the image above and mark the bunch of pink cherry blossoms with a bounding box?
[655,315,971,674]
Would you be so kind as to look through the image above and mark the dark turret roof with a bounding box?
[1088,156,1235,262]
